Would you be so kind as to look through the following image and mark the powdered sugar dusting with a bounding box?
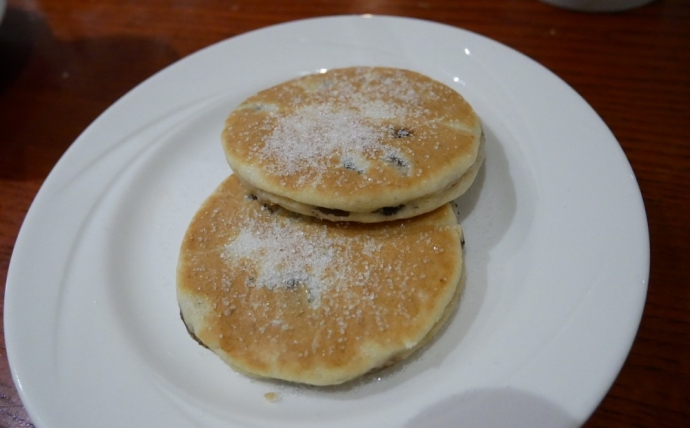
[251,68,436,179]
[224,216,383,306]
[261,104,388,178]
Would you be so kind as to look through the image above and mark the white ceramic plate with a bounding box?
[4,15,649,428]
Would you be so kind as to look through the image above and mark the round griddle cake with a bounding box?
[177,175,465,386]
[221,66,484,223]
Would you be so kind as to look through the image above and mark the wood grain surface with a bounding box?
[1,0,688,426]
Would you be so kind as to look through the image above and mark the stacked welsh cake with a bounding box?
[177,67,484,386]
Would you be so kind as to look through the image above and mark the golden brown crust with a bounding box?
[177,175,464,385]
[221,67,483,221]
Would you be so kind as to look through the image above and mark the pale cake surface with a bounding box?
[239,135,485,223]
[221,66,483,222]
[177,175,464,386]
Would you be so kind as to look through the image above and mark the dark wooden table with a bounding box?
[1,0,688,426]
